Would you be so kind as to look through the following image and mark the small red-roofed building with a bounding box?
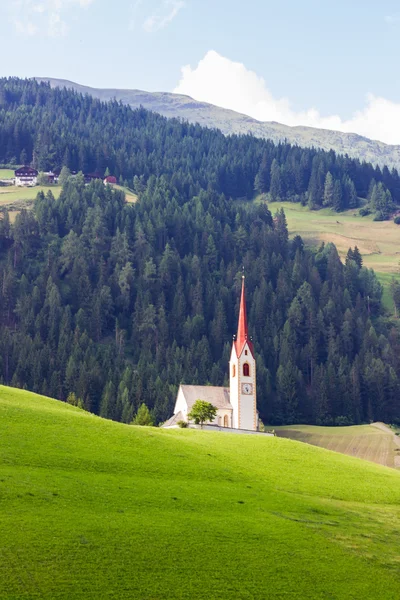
[104,175,117,185]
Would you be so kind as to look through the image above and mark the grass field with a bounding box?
[2,386,400,599]
[275,423,400,468]
[115,184,138,203]
[0,185,62,221]
[258,200,400,312]
[0,169,15,179]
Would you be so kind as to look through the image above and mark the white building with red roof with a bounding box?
[164,276,258,431]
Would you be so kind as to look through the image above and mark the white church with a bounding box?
[164,276,259,432]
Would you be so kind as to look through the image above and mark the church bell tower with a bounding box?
[229,276,257,430]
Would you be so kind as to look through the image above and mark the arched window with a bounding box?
[232,364,236,377]
[224,415,229,428]
[243,363,250,377]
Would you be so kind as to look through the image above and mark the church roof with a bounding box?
[180,385,232,411]
[163,411,184,427]
[234,276,254,357]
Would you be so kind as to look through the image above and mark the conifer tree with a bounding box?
[323,172,334,207]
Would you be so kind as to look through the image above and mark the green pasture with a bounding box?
[1,386,400,599]
[274,423,399,468]
[114,184,138,203]
[0,169,15,179]
[257,199,400,313]
[0,185,62,221]
[0,185,62,204]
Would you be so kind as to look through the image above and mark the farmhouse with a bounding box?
[164,276,259,431]
[15,166,38,187]
[104,175,117,185]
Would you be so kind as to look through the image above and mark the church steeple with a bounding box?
[234,276,254,357]
[230,274,257,430]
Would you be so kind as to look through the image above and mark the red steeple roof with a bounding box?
[234,276,254,357]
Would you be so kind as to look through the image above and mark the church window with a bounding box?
[243,363,250,377]
[245,350,248,355]
[232,364,236,377]
[224,415,229,428]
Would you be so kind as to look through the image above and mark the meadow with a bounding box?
[114,184,138,203]
[258,199,400,312]
[0,184,136,222]
[275,423,400,468]
[2,386,400,599]
[0,185,62,221]
[0,169,15,179]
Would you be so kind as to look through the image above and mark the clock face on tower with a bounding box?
[241,383,253,395]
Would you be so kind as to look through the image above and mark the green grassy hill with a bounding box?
[275,423,400,468]
[2,386,400,599]
[257,199,400,313]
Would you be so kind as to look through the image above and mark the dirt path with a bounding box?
[372,422,400,467]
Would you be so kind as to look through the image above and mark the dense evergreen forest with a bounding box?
[1,77,400,212]
[0,77,400,425]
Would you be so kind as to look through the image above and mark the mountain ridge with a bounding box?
[36,76,400,170]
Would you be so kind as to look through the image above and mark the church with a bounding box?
[164,276,258,431]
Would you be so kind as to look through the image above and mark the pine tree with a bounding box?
[323,172,334,207]
[254,153,269,194]
[132,403,154,426]
[270,159,282,201]
[333,180,343,211]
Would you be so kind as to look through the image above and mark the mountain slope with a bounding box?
[2,385,400,599]
[37,77,400,170]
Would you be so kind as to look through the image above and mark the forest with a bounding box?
[0,77,400,425]
[1,77,400,212]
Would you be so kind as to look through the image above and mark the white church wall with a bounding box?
[231,341,257,431]
[216,409,232,428]
[174,387,188,420]
[229,346,240,429]
[239,355,256,430]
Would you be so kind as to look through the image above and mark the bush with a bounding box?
[334,415,353,426]
[177,420,188,428]
[316,416,334,426]
[131,403,154,426]
[394,216,400,225]
[359,207,370,217]
[373,211,385,221]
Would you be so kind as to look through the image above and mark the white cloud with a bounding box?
[173,50,400,145]
[9,0,94,37]
[143,0,185,33]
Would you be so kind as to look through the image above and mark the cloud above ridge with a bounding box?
[9,0,94,37]
[174,51,400,145]
[143,0,185,33]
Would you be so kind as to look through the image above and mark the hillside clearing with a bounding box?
[0,185,62,221]
[2,386,400,599]
[274,423,399,468]
[0,169,15,179]
[257,200,400,311]
[114,184,138,203]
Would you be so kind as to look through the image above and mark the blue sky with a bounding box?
[2,0,400,143]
